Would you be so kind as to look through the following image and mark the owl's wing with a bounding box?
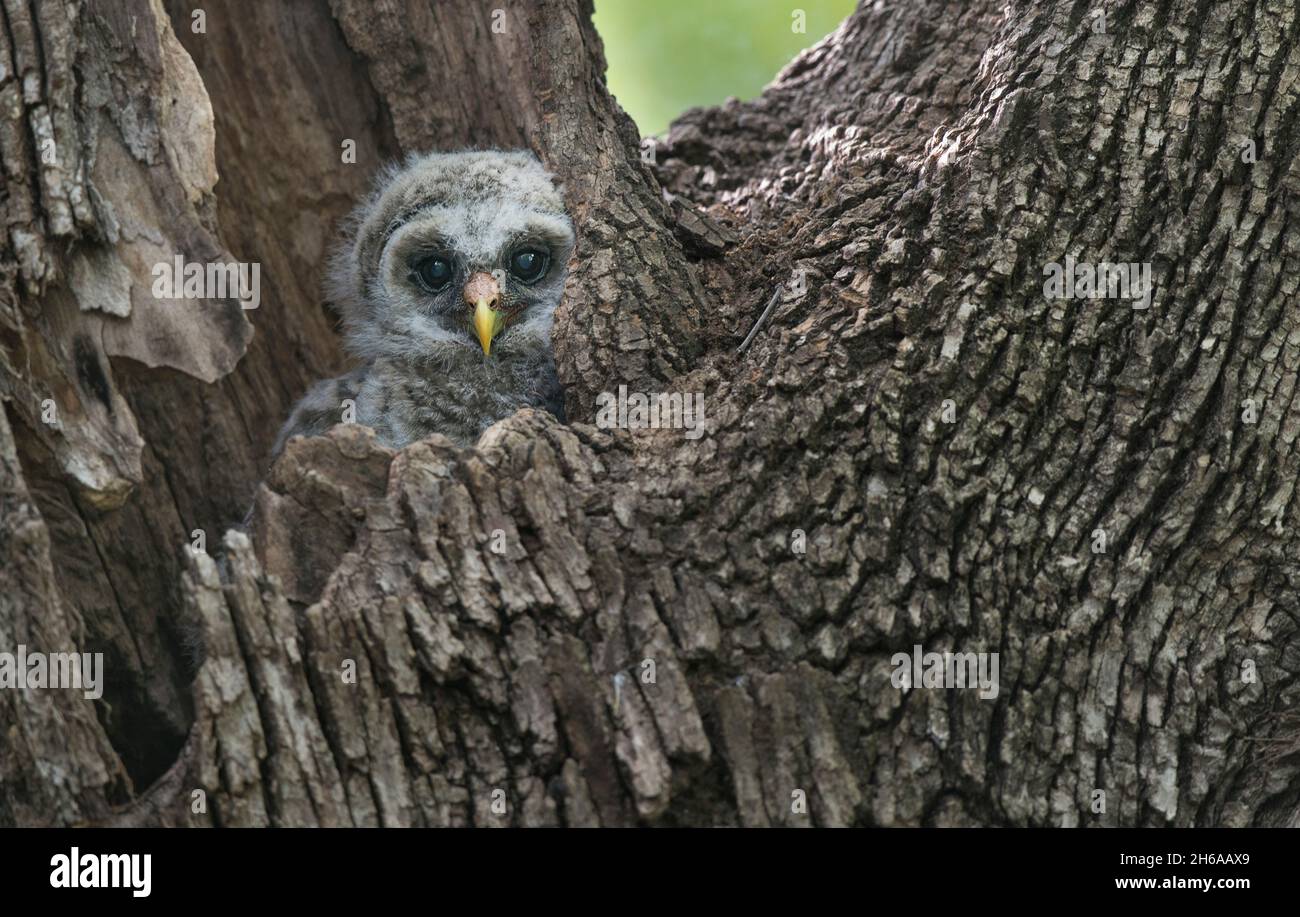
[271,366,367,459]
[535,360,566,423]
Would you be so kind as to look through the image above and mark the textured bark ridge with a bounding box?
[2,0,1299,826]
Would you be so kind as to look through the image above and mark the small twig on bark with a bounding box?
[737,286,783,355]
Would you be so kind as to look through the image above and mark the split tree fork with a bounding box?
[1,0,1296,827]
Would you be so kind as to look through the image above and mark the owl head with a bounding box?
[331,149,575,361]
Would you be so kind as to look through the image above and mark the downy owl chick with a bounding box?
[273,149,575,455]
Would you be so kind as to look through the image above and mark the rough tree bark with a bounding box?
[2,0,1298,827]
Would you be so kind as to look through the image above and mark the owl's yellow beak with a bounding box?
[473,298,502,356]
[464,271,503,356]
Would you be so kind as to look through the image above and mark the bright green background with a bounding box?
[592,0,857,137]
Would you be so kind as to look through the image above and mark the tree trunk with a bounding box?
[2,0,1298,827]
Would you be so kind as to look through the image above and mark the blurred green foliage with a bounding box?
[592,0,857,136]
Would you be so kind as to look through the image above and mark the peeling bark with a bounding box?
[2,0,1299,827]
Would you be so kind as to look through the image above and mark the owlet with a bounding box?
[273,149,574,456]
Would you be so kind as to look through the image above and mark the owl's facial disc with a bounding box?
[464,271,503,355]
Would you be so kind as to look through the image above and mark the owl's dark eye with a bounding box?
[509,248,549,283]
[413,255,453,292]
